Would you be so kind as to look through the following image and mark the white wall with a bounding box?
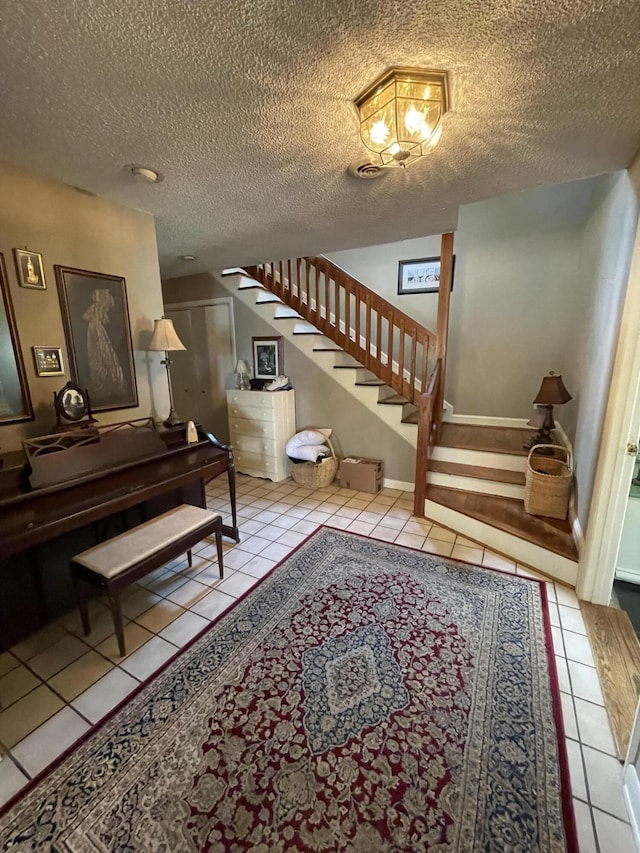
[571,170,639,527]
[0,163,166,451]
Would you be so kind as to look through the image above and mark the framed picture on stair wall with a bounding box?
[252,336,283,380]
[397,255,456,295]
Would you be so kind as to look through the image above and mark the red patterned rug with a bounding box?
[0,528,577,851]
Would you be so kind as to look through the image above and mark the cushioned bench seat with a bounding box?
[71,504,223,656]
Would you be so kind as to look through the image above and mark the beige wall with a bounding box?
[0,163,166,452]
[162,273,417,482]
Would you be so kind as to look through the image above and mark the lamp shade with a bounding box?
[533,373,572,406]
[235,359,250,375]
[149,318,186,352]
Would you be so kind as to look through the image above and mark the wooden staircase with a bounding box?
[222,248,579,586]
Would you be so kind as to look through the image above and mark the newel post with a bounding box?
[434,232,454,440]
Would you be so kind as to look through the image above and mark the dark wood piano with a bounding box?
[0,418,239,650]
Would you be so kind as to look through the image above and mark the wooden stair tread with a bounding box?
[378,395,407,405]
[582,601,640,757]
[440,422,536,456]
[355,379,386,387]
[425,485,578,562]
[402,411,419,425]
[333,364,362,369]
[429,460,526,485]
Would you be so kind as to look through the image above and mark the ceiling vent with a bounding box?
[347,159,386,180]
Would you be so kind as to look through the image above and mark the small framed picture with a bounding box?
[397,255,456,295]
[33,346,65,377]
[14,249,46,290]
[252,336,283,379]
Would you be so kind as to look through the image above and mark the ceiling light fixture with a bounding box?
[129,165,164,183]
[180,254,197,261]
[354,67,450,169]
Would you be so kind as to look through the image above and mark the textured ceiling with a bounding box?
[1,0,639,277]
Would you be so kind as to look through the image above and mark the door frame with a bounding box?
[578,217,640,604]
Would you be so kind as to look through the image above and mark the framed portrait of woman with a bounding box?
[54,266,138,412]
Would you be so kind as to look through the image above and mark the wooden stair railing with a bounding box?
[243,232,454,517]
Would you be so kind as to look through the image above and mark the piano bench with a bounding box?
[70,504,224,657]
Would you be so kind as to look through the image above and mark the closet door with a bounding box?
[165,299,235,440]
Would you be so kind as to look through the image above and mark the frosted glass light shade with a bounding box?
[354,67,449,168]
[149,318,186,352]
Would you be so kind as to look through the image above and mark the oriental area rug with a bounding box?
[0,528,577,852]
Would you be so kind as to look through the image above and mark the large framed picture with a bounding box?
[252,336,283,380]
[13,248,46,290]
[54,266,139,412]
[0,253,33,424]
[397,255,456,295]
[32,346,65,376]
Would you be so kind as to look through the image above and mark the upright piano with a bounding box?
[0,419,239,650]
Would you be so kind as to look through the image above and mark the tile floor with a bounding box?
[0,474,636,850]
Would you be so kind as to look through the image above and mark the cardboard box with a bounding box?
[339,457,383,493]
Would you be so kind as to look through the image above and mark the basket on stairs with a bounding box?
[524,444,572,520]
[289,436,338,488]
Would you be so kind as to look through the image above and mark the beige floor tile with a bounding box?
[0,685,64,748]
[0,652,20,679]
[0,665,40,708]
[159,611,210,648]
[66,608,129,647]
[12,706,90,779]
[135,599,185,633]
[0,756,29,807]
[402,519,433,537]
[482,551,516,572]
[422,538,454,558]
[427,525,457,544]
[48,650,114,701]
[450,544,485,565]
[369,526,399,543]
[325,516,352,531]
[395,531,425,550]
[11,623,68,662]
[96,623,154,663]
[72,668,140,724]
[165,579,210,609]
[384,506,411,521]
[120,588,163,620]
[119,637,178,682]
[28,635,91,680]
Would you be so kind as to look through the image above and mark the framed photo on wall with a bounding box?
[32,346,65,377]
[0,253,33,423]
[397,255,456,295]
[54,265,139,412]
[14,248,46,290]
[252,336,283,380]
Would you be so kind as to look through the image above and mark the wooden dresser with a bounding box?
[226,389,296,481]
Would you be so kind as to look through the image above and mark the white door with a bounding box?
[165,299,236,442]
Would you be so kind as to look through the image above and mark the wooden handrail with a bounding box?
[245,255,439,406]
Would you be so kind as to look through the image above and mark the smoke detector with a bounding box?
[347,159,386,180]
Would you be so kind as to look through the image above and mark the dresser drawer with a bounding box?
[235,451,278,474]
[231,435,277,457]
[228,402,275,421]
[229,417,276,440]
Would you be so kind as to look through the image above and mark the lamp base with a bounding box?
[163,408,183,429]
[523,429,554,451]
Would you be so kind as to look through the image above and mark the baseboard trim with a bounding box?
[444,413,531,428]
[383,478,414,492]
[624,763,640,848]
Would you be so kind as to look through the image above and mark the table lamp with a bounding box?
[235,359,251,390]
[149,318,186,427]
[524,371,572,449]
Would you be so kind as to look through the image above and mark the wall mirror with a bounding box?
[0,252,33,425]
[53,381,96,431]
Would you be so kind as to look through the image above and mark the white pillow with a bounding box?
[287,429,326,447]
[287,429,327,450]
[287,444,330,462]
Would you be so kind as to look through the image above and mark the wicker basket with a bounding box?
[288,437,338,488]
[524,444,572,520]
